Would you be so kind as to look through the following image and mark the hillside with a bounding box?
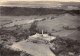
[0,7,66,16]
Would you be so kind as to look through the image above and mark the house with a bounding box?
[28,30,56,42]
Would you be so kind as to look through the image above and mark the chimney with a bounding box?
[41,30,43,37]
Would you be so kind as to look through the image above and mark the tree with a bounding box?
[77,26,80,31]
[29,20,38,35]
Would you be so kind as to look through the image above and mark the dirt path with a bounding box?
[11,40,55,56]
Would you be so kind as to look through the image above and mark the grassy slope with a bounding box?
[37,14,80,38]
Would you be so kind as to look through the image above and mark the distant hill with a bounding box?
[0,7,66,16]
[0,1,80,16]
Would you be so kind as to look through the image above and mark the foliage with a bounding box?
[0,44,33,56]
[50,38,80,56]
[0,27,30,43]
[29,20,38,35]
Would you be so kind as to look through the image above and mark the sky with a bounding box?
[0,0,80,8]
[0,0,80,2]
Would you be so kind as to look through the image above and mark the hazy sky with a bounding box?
[0,0,80,2]
[0,0,80,8]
